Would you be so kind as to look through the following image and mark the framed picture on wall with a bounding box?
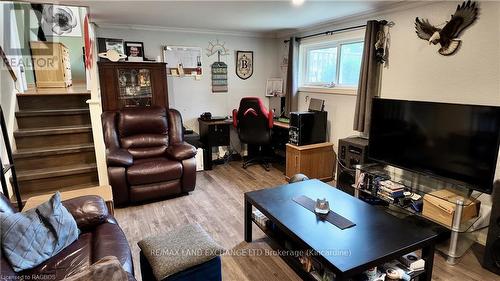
[40,5,82,37]
[266,78,284,97]
[125,41,145,62]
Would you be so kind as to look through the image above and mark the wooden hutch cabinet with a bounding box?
[98,62,168,111]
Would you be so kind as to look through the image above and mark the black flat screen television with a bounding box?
[369,98,500,194]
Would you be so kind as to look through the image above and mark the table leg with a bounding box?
[204,145,212,170]
[421,244,435,281]
[244,198,252,242]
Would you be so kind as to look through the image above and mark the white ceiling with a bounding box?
[63,1,401,36]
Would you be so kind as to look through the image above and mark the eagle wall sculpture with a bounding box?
[415,0,479,56]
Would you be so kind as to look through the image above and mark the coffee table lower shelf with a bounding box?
[250,217,427,281]
[251,218,322,281]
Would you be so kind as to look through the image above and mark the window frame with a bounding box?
[299,38,364,92]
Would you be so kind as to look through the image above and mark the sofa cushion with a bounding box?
[127,158,182,185]
[25,222,135,280]
[0,192,79,272]
[61,195,111,231]
[137,223,224,280]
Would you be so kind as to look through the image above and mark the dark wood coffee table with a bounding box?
[244,179,438,281]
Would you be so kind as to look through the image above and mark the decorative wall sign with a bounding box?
[41,5,82,37]
[212,60,228,93]
[415,0,479,56]
[236,51,253,80]
[206,39,229,57]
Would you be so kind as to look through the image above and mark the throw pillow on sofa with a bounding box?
[0,192,79,272]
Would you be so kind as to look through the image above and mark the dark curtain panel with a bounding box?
[353,20,382,134]
[285,37,299,117]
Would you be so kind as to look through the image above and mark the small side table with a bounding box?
[198,118,232,170]
[285,142,335,182]
[22,185,114,215]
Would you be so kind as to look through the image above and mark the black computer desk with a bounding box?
[198,118,290,170]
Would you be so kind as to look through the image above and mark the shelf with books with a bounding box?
[353,164,483,233]
[251,210,427,281]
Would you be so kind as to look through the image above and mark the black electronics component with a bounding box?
[336,137,370,195]
[289,111,327,146]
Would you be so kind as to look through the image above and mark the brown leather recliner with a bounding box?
[102,107,197,206]
[0,193,136,280]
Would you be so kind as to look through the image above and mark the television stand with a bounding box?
[353,164,485,265]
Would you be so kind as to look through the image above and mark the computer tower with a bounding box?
[483,181,500,275]
[289,111,327,146]
[336,137,370,195]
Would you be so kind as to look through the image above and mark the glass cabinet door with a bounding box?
[117,68,152,108]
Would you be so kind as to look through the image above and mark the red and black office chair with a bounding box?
[233,97,274,171]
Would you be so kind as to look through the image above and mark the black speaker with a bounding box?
[483,181,500,275]
[336,137,369,195]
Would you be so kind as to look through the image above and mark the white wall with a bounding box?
[97,27,279,131]
[291,1,500,152]
[0,2,21,196]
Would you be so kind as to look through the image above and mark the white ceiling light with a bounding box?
[292,0,305,7]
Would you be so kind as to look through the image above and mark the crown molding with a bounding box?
[95,23,277,39]
[276,1,434,39]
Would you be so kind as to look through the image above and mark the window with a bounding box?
[301,40,363,88]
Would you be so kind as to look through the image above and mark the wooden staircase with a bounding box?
[12,91,98,204]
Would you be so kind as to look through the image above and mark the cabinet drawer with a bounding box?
[208,124,229,146]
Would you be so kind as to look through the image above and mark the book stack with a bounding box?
[251,210,269,229]
[377,180,405,203]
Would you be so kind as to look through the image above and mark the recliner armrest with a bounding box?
[62,195,113,230]
[106,148,133,167]
[166,142,197,161]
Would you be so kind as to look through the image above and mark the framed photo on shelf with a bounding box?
[97,38,125,61]
[125,41,145,62]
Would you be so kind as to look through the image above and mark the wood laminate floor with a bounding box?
[115,162,499,281]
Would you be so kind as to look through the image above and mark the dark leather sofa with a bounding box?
[0,193,136,280]
[102,107,197,206]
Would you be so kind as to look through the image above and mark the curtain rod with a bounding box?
[283,20,388,43]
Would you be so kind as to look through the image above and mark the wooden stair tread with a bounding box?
[17,163,97,181]
[14,125,92,137]
[11,181,100,204]
[16,108,89,117]
[14,143,95,159]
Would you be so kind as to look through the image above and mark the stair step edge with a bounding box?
[14,144,95,159]
[11,181,100,205]
[14,125,92,137]
[17,164,98,181]
[16,108,90,117]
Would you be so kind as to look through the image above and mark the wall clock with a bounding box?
[236,51,253,80]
